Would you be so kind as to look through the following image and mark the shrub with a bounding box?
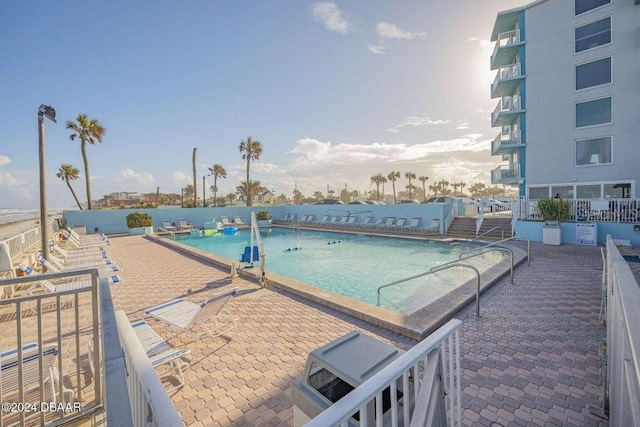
[256,211,272,220]
[535,198,572,221]
[126,211,153,228]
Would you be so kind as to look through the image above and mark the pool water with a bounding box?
[175,227,503,314]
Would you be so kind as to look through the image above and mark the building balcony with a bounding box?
[491,130,524,156]
[491,95,523,127]
[491,164,521,185]
[491,30,523,70]
[491,63,523,98]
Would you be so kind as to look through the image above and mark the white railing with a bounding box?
[304,319,463,427]
[491,29,520,62]
[491,95,521,125]
[515,198,640,223]
[1,227,42,261]
[491,130,521,154]
[491,164,521,184]
[115,310,185,427]
[491,63,522,94]
[605,236,640,426]
[0,269,104,426]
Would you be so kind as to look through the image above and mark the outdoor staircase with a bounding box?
[446,216,512,239]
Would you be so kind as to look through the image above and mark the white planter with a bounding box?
[129,226,154,235]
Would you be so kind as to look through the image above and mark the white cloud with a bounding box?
[114,168,155,185]
[366,43,387,55]
[376,22,427,40]
[311,2,353,34]
[172,171,192,187]
[0,170,36,205]
[0,156,11,166]
[386,115,450,133]
[455,121,470,130]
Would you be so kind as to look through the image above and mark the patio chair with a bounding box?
[220,216,233,227]
[160,220,177,232]
[336,216,349,227]
[19,264,93,295]
[390,218,407,230]
[425,218,440,233]
[143,287,239,341]
[38,256,123,286]
[286,214,297,224]
[1,343,74,407]
[177,218,193,231]
[303,214,315,224]
[402,218,421,232]
[130,320,191,392]
[233,216,248,228]
[339,216,356,228]
[48,250,115,269]
[376,217,395,229]
[313,215,329,225]
[65,227,110,244]
[356,216,372,228]
[63,230,109,249]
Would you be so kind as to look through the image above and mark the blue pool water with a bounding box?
[175,227,503,314]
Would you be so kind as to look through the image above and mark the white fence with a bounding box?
[515,198,639,223]
[605,236,640,426]
[304,319,462,427]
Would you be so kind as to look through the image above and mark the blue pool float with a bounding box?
[223,226,238,235]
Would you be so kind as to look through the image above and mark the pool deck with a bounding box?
[98,234,609,426]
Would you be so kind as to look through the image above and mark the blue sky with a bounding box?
[0,0,530,209]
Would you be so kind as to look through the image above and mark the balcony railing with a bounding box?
[515,198,640,223]
[491,29,521,67]
[491,130,522,155]
[491,164,521,184]
[491,63,522,97]
[491,95,522,127]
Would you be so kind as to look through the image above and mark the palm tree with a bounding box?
[387,171,400,203]
[404,172,416,199]
[208,164,227,207]
[452,183,460,196]
[428,184,438,196]
[56,164,83,210]
[65,113,106,210]
[458,182,467,197]
[239,136,263,206]
[313,191,324,201]
[370,174,385,201]
[418,176,429,201]
[192,148,197,207]
[236,179,262,203]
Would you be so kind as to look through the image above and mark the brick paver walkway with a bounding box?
[106,235,607,426]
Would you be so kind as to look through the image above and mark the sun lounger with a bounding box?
[177,218,193,231]
[160,220,177,232]
[356,216,373,228]
[338,216,356,228]
[302,214,315,224]
[19,264,93,295]
[376,217,395,229]
[143,287,239,341]
[233,216,249,228]
[390,218,407,230]
[38,256,123,286]
[1,342,74,411]
[131,320,191,392]
[425,218,440,233]
[313,215,329,226]
[402,218,421,231]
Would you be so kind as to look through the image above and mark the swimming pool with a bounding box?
[174,227,505,315]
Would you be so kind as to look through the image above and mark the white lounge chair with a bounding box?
[425,218,440,233]
[220,216,233,227]
[177,218,193,231]
[143,287,239,341]
[313,215,329,226]
[160,220,177,232]
[19,264,93,295]
[356,216,373,228]
[131,320,191,392]
[376,217,395,229]
[402,218,421,232]
[1,343,73,417]
[233,216,248,228]
[38,256,123,286]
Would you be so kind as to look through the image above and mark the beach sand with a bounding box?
[0,218,48,242]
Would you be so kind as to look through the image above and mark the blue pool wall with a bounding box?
[62,204,450,235]
[515,220,640,246]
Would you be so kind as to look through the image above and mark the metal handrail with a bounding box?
[470,226,504,243]
[377,263,482,316]
[461,235,531,267]
[462,247,514,284]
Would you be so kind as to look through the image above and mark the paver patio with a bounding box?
[104,235,607,426]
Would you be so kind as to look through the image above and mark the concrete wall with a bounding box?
[63,204,447,235]
[515,220,640,246]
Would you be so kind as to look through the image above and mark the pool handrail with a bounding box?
[460,235,531,267]
[376,263,482,316]
[471,226,505,241]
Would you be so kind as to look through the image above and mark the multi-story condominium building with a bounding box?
[489,0,639,199]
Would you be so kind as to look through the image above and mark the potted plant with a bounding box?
[126,211,154,235]
[535,198,571,245]
[256,211,272,226]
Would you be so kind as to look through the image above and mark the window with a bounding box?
[576,97,611,128]
[551,186,574,199]
[528,187,550,199]
[575,17,611,53]
[576,57,611,90]
[576,185,601,198]
[575,0,610,16]
[576,137,611,165]
[604,183,631,198]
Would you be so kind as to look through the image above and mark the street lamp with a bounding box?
[38,104,56,268]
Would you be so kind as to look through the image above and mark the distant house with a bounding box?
[253,190,276,204]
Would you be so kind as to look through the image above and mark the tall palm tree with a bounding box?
[370,173,385,201]
[404,172,416,199]
[459,182,467,196]
[418,176,429,201]
[387,171,400,203]
[239,136,263,206]
[56,164,83,210]
[65,113,106,210]
[380,176,387,200]
[208,163,227,207]
[236,179,262,203]
[452,183,460,196]
[192,148,197,207]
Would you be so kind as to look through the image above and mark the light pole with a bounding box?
[38,104,57,268]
